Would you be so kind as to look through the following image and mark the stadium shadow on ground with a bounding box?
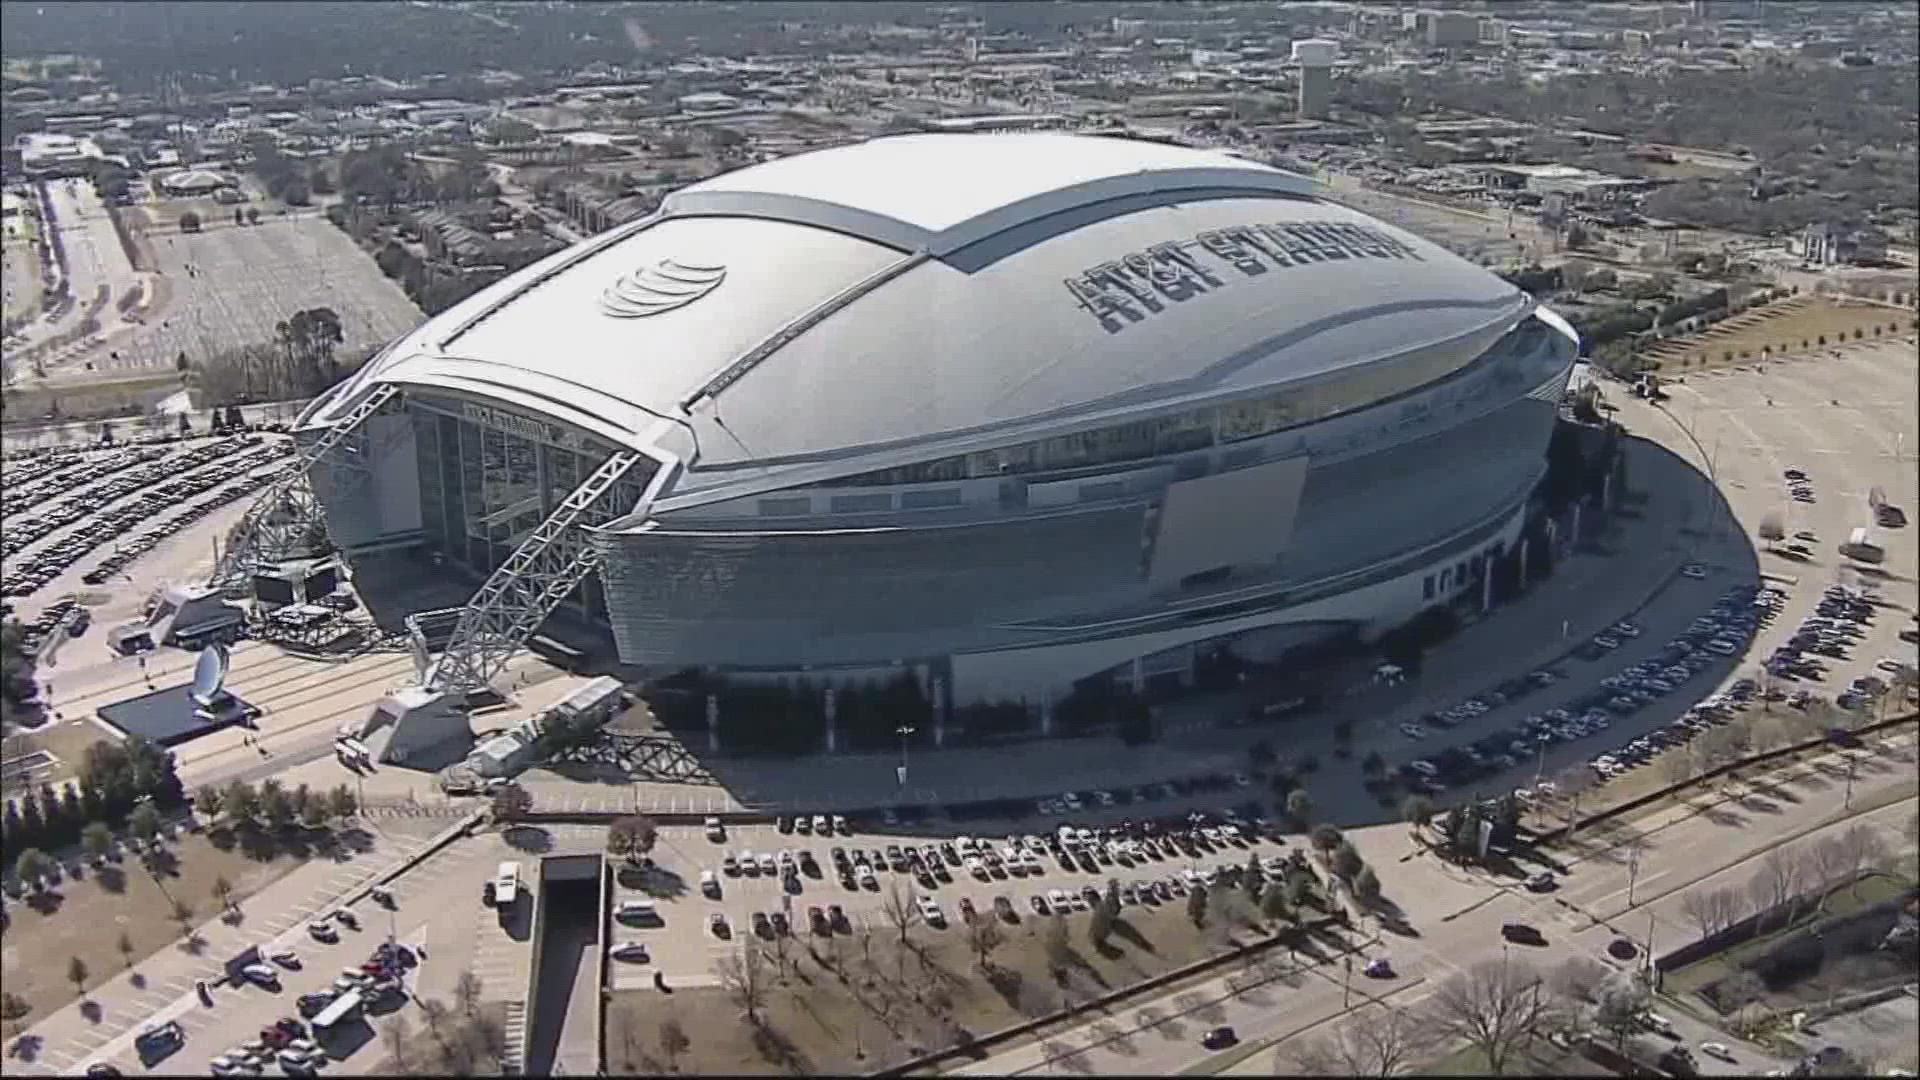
[669,436,1764,833]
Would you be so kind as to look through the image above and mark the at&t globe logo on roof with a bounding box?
[600,258,728,318]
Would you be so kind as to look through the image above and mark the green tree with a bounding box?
[1402,794,1435,835]
[1243,853,1264,900]
[1353,865,1382,903]
[81,821,114,862]
[127,800,162,842]
[193,785,222,821]
[1286,789,1314,828]
[257,779,292,828]
[1187,883,1209,926]
[223,780,259,824]
[328,784,357,822]
[67,955,89,1000]
[490,782,532,824]
[1310,823,1343,854]
[1260,882,1291,923]
[1284,872,1313,909]
[1332,842,1365,881]
[15,847,52,888]
[0,991,29,1039]
[212,874,234,911]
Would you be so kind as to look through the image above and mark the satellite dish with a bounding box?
[189,644,230,707]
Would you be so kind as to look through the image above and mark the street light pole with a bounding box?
[1627,839,1642,907]
[1843,753,1856,809]
[894,724,916,787]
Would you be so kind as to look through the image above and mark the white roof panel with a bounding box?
[677,132,1292,235]
[324,134,1524,480]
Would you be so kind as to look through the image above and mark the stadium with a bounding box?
[297,132,1580,711]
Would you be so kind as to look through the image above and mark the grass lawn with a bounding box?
[607,895,1309,1075]
[0,825,348,1018]
[1,717,112,788]
[1653,298,1914,372]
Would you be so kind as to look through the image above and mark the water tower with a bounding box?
[1291,39,1338,120]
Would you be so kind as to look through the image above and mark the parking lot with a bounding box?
[606,787,1298,985]
[111,216,420,374]
[2,430,293,611]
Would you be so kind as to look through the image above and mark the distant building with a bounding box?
[677,92,741,115]
[156,167,236,197]
[407,100,492,126]
[1426,12,1481,48]
[18,132,105,176]
[1291,39,1337,121]
[1799,223,1887,266]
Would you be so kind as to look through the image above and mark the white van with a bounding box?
[1642,1012,1677,1037]
[494,862,520,907]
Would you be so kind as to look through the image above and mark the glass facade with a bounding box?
[839,315,1553,487]
[409,396,640,618]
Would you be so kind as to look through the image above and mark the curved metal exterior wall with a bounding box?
[595,316,1575,689]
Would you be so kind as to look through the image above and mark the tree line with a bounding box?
[0,620,41,723]
[1,736,186,871]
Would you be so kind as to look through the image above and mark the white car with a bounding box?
[1877,657,1911,673]
[1698,1042,1734,1062]
[736,850,757,875]
[1399,723,1428,740]
[1593,635,1620,649]
[1061,792,1083,811]
[965,857,988,880]
[699,870,721,898]
[610,941,651,962]
[1612,621,1641,638]
[758,853,776,875]
[614,900,659,922]
[703,816,725,842]
[917,897,946,927]
[240,963,279,986]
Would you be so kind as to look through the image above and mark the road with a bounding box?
[944,736,1917,1077]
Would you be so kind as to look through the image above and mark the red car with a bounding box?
[259,1027,292,1049]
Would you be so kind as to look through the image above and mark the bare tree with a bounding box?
[1282,1003,1436,1075]
[1753,848,1805,928]
[1661,750,1697,788]
[716,941,770,1026]
[966,916,1005,973]
[879,876,920,947]
[1042,913,1073,977]
[382,1014,413,1071]
[1591,971,1652,1050]
[453,969,484,1016]
[1423,959,1551,1077]
[1681,887,1743,939]
[1549,956,1610,1006]
[1833,823,1888,885]
[1554,766,1598,838]
[658,1014,690,1073]
[1804,836,1850,904]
